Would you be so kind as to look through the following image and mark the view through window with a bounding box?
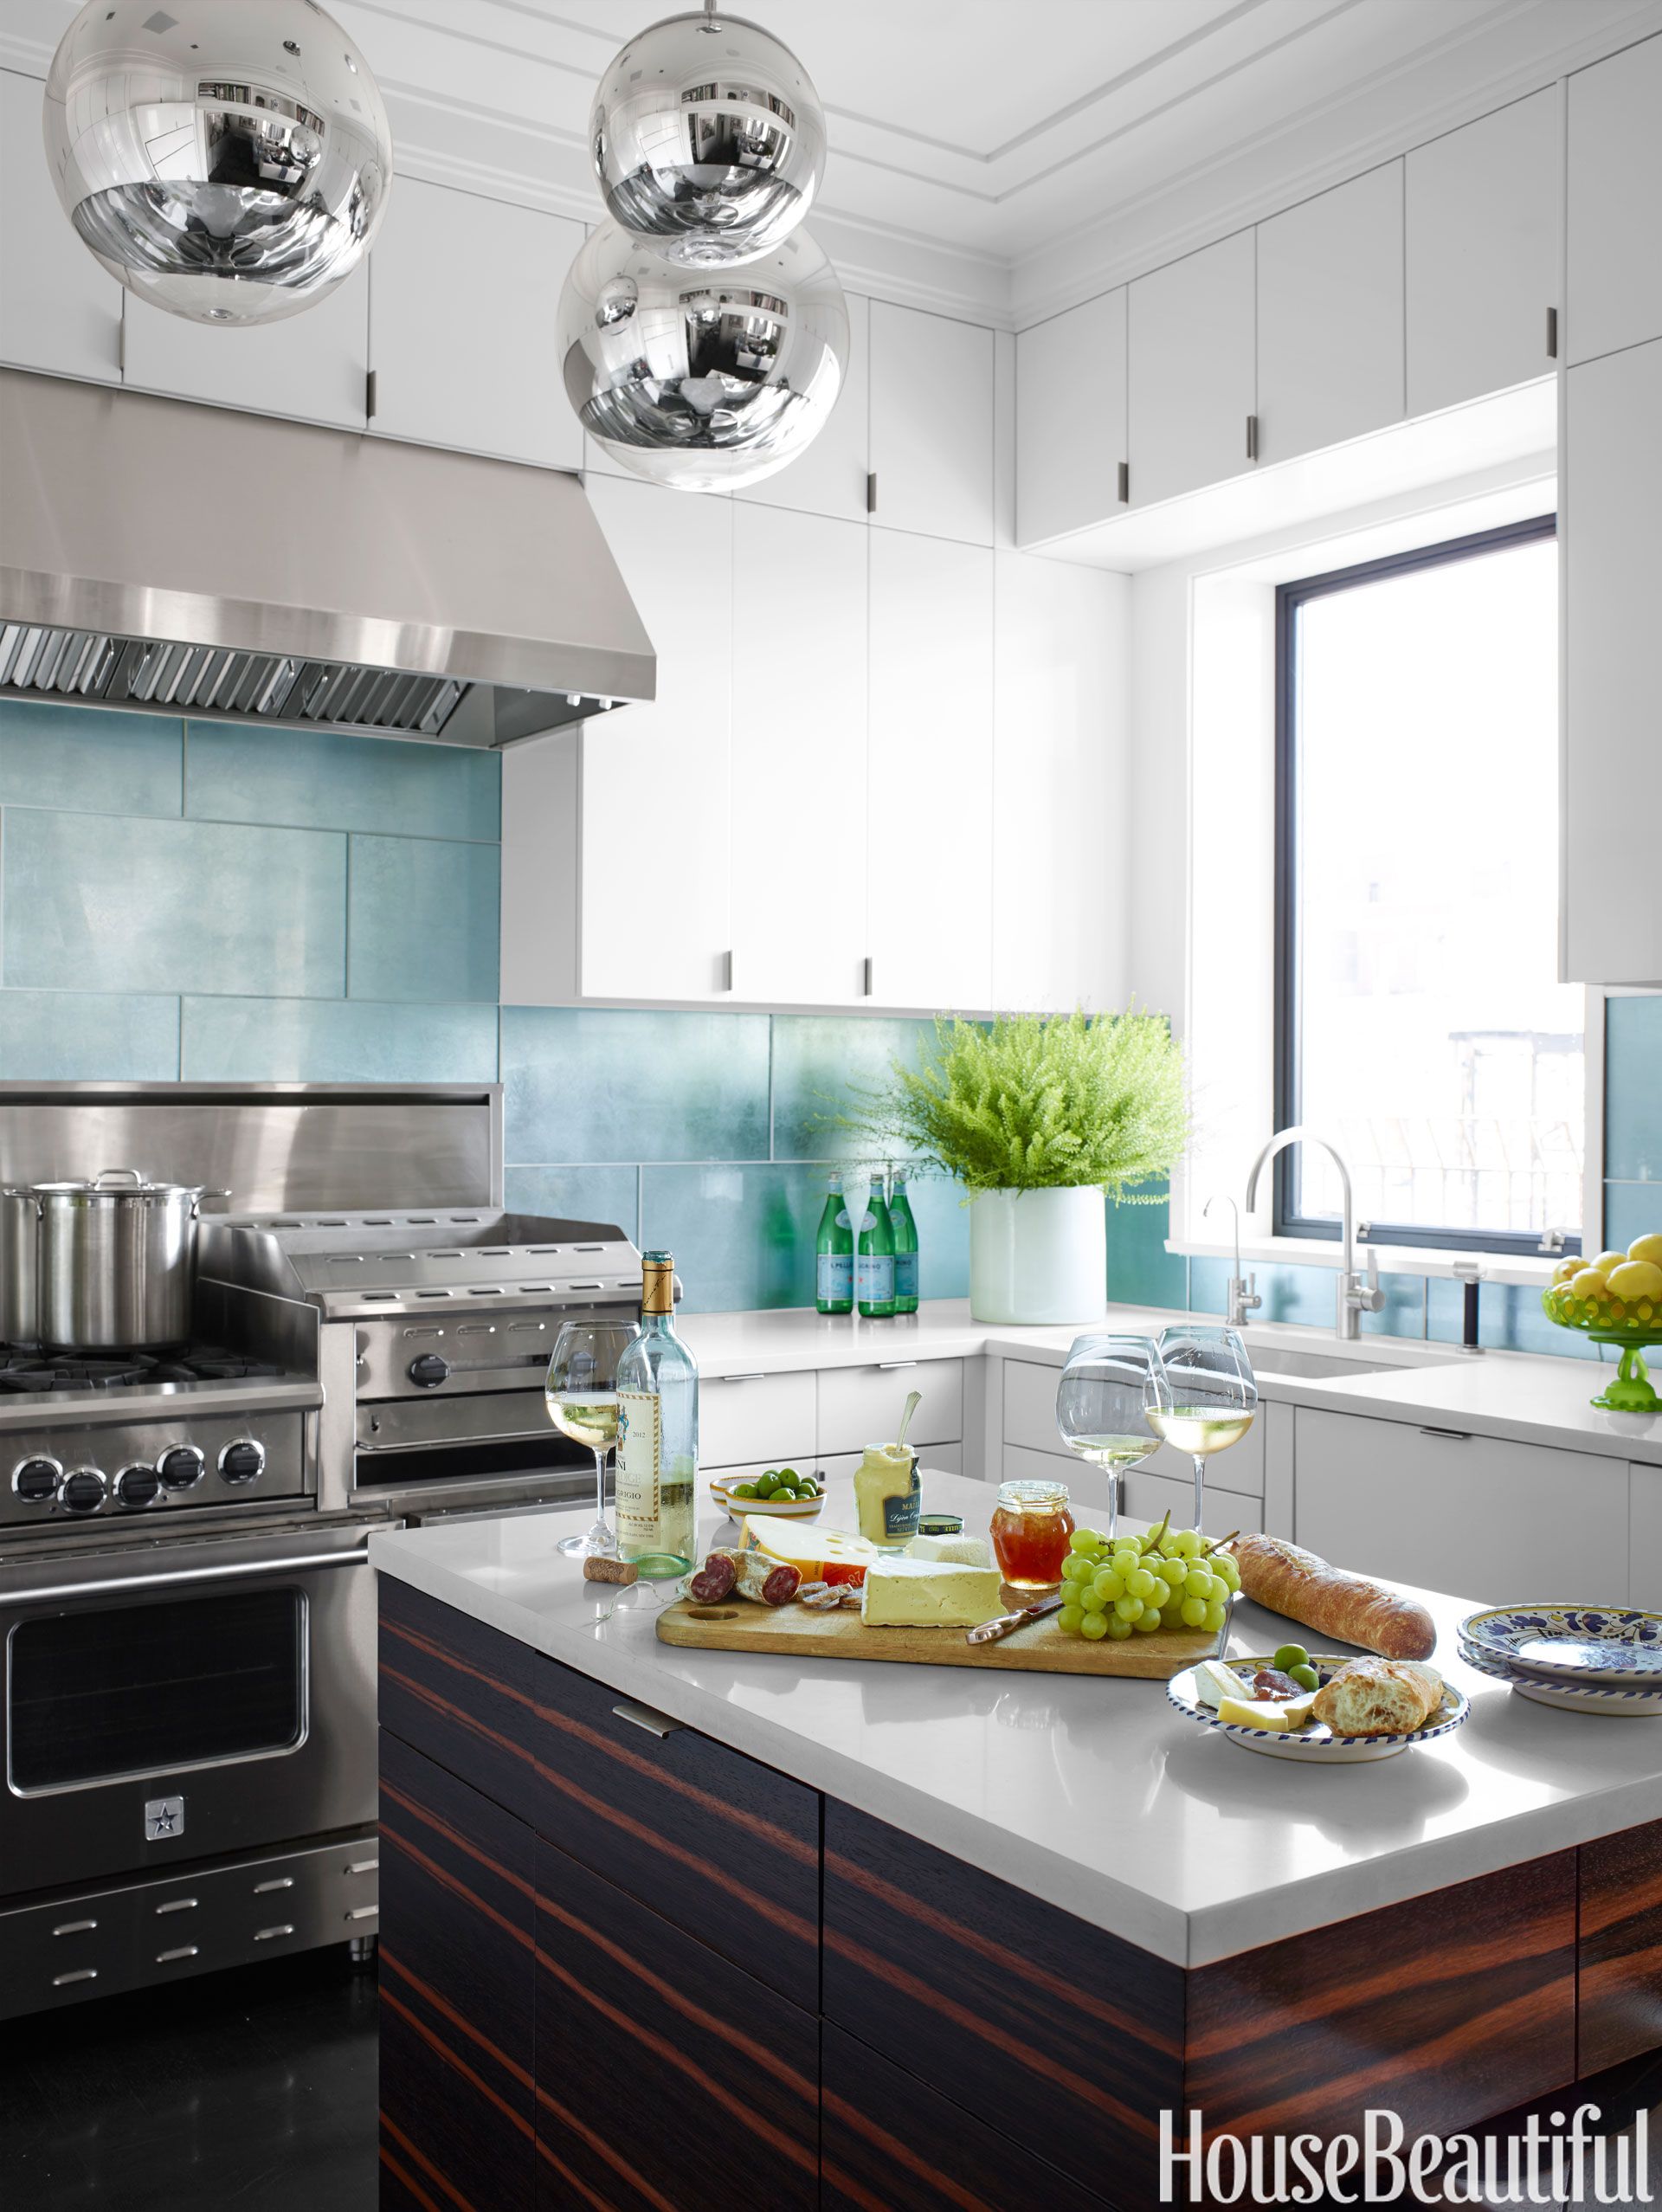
[1276,516,1582,1254]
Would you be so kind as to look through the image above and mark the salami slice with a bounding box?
[687,1552,738,1603]
[730,1550,802,1606]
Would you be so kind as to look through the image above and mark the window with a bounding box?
[1274,516,1581,1255]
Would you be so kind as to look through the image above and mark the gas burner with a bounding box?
[0,1345,284,1396]
[186,1357,284,1380]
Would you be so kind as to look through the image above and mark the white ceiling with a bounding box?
[6,0,1662,322]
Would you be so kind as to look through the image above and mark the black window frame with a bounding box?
[1272,512,1578,1259]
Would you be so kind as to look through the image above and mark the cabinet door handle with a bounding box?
[862,955,874,997]
[1546,305,1558,359]
[1246,413,1259,461]
[612,1699,684,1739]
[1117,459,1129,504]
[877,1360,919,1370]
[866,471,878,514]
[712,1371,766,1383]
[1419,1426,1472,1441]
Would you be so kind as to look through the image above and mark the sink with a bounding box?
[1245,1348,1412,1380]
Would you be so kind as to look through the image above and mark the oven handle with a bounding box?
[5,1545,373,1609]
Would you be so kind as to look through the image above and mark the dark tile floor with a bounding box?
[0,1945,378,2212]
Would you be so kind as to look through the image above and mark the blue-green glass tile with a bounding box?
[1234,1258,1332,1329]
[1360,1271,1426,1339]
[1605,999,1662,1184]
[502,1007,770,1164]
[893,1173,970,1302]
[3,812,345,996]
[0,990,179,1080]
[1105,1183,1186,1310]
[770,1016,937,1161]
[641,1164,829,1312]
[1427,1276,1599,1360]
[186,723,499,842]
[347,835,499,1003]
[181,996,498,1083]
[1604,1182,1662,1254]
[506,1165,640,1241]
[0,700,183,817]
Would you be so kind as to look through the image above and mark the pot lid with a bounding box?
[31,1169,209,1203]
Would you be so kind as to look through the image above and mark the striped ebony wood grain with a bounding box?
[533,1837,818,2212]
[524,1650,821,2005]
[1188,1850,1577,2148]
[380,1577,536,1818]
[821,2021,1108,2212]
[1579,1817,1662,2076]
[379,1731,538,2212]
[821,1798,1184,2205]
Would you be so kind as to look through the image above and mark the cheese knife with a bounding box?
[965,1595,1063,1644]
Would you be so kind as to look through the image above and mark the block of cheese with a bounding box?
[1192,1658,1252,1708]
[741,1516,882,1586]
[860,1557,1004,1628]
[1218,1691,1320,1732]
[905,1532,993,1568]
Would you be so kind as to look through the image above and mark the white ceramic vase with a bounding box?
[968,1186,1108,1325]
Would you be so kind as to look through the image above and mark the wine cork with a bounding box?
[583,1555,640,1586]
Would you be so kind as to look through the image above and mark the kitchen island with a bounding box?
[370,1475,1662,2211]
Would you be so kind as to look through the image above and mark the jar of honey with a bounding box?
[989,1479,1074,1592]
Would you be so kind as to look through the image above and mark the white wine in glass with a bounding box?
[1145,1327,1259,1530]
[546,1320,640,1560]
[546,1390,622,1455]
[1143,1408,1255,1458]
[1054,1336,1162,1543]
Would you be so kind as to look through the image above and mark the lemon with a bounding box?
[1553,1257,1581,1286]
[1609,1260,1662,1303]
[1594,1250,1628,1275]
[1628,1234,1662,1268]
[1570,1266,1611,1299]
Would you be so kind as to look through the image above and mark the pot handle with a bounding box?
[193,1188,233,1218]
[92,1167,145,1188]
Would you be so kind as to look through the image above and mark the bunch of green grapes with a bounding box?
[1056,1512,1240,1642]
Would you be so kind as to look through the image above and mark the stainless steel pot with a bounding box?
[0,1189,39,1345]
[35,1168,217,1352]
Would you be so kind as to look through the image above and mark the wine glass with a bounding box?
[546,1319,640,1559]
[1054,1333,1162,1544]
[1143,1325,1258,1532]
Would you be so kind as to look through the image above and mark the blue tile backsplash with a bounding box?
[1,693,1652,1329]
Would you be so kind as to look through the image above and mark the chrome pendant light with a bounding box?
[43,0,392,326]
[590,3,826,268]
[559,218,847,494]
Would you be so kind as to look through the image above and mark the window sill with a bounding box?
[1169,1236,1564,1290]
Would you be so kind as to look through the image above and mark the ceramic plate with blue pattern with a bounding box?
[1459,1606,1662,1685]
[1166,1654,1469,1764]
[1456,1637,1662,1715]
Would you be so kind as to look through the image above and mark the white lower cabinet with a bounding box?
[818,1359,963,1458]
[1124,1465,1266,1540]
[1294,1409,1627,1603]
[700,1370,816,1470]
[1631,1467,1662,1609]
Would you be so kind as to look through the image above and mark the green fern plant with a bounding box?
[839,1010,1189,1198]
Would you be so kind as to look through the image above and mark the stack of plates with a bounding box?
[1458,1605,1662,1715]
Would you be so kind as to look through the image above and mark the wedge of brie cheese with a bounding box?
[1192,1659,1252,1708]
[860,1557,1004,1628]
[905,1532,993,1568]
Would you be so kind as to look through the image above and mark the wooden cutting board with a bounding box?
[655,1596,1217,1678]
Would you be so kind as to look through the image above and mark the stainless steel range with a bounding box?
[0,1083,643,2022]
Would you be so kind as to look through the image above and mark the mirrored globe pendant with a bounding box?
[589,6,826,268]
[43,0,393,326]
[559,217,848,493]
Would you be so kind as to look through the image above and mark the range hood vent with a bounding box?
[0,371,655,749]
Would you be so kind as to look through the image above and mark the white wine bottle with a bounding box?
[615,1251,698,1576]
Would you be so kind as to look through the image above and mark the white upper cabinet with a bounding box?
[1562,337,1662,987]
[1406,91,1558,415]
[368,177,583,472]
[866,531,995,1010]
[1127,230,1255,507]
[730,507,868,1003]
[992,552,1127,1012]
[869,301,995,544]
[743,290,871,525]
[1015,288,1127,545]
[0,69,124,385]
[579,475,734,1001]
[1256,164,1403,465]
[1568,32,1662,365]
[122,263,370,429]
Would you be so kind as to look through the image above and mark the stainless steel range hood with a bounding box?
[0,370,655,747]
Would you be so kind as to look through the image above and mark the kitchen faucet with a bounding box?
[1202,1194,1261,1327]
[1244,1126,1384,1341]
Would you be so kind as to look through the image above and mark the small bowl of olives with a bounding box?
[708,1467,826,1521]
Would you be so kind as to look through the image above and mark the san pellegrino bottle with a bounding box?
[856,1173,896,1319]
[815,1171,854,1316]
[888,1167,919,1314]
[614,1251,697,1575]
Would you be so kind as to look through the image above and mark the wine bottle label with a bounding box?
[855,1254,894,1301]
[615,1389,662,1548]
[893,1251,919,1299]
[817,1253,854,1299]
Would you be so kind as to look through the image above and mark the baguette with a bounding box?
[1231,1533,1436,1661]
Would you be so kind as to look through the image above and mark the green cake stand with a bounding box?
[1542,1287,1662,1411]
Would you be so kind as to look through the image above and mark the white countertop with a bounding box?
[370,1473,1662,1971]
[680,1299,1662,1467]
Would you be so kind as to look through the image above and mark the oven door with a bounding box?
[0,1519,379,1893]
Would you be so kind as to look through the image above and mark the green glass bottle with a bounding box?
[888,1167,919,1314]
[815,1171,854,1315]
[856,1173,896,1319]
[614,1252,698,1577]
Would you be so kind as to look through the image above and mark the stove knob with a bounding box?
[218,1439,266,1486]
[115,1464,162,1509]
[157,1445,206,1492]
[61,1468,106,1515]
[408,1354,450,1389]
[11,1456,62,1506]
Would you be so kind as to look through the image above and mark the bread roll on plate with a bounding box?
[1311,1658,1445,1738]
[1232,1534,1435,1661]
